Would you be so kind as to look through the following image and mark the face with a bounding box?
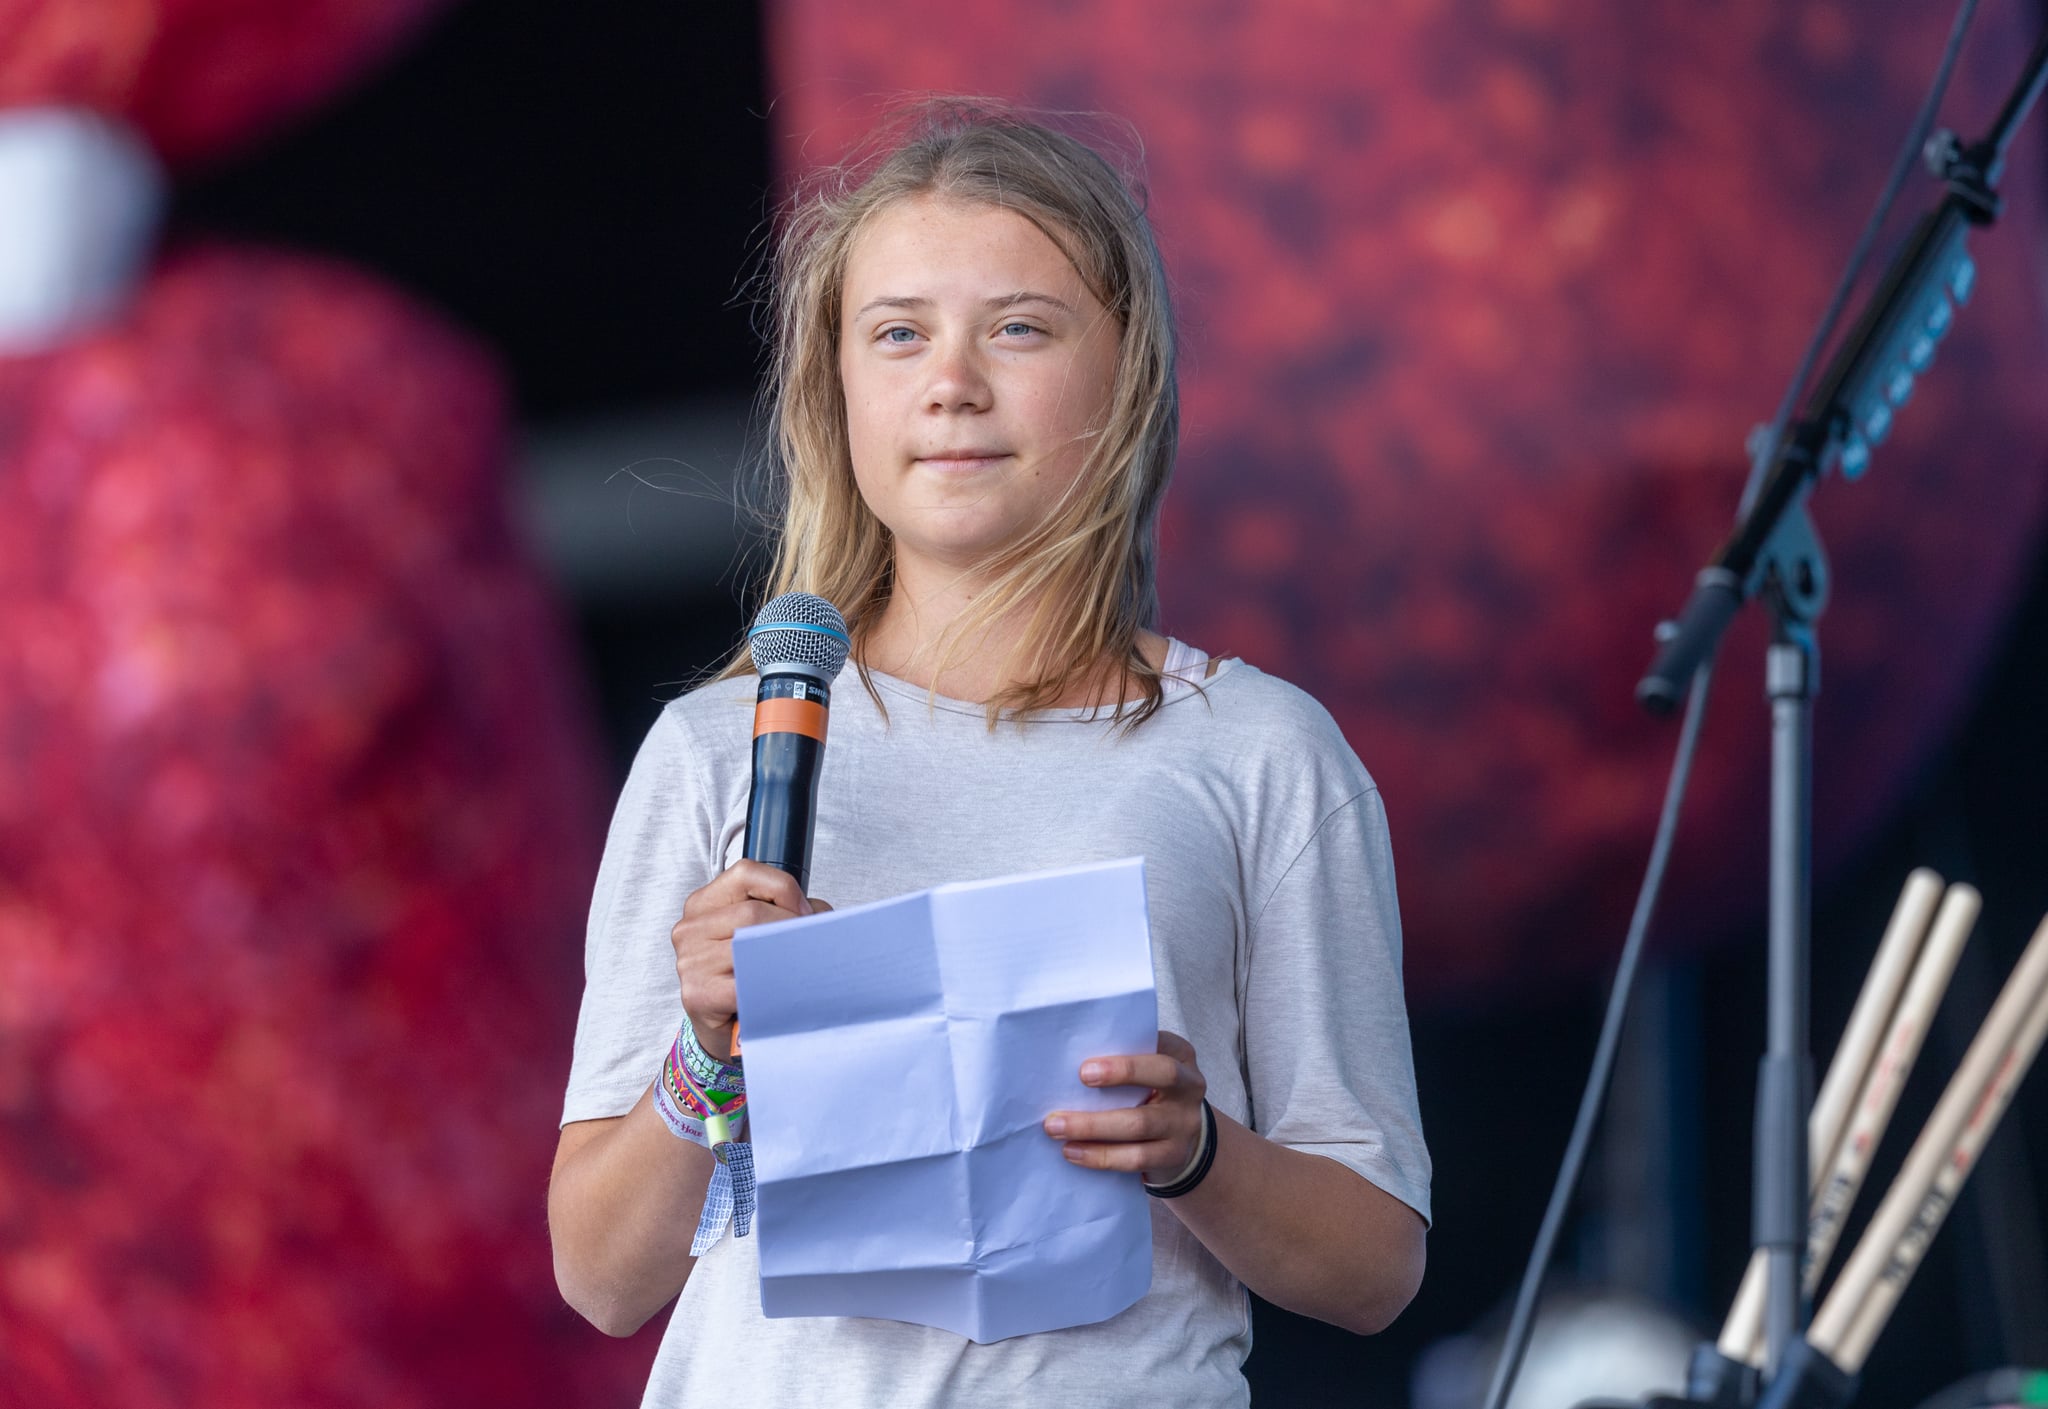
[838,194,1121,589]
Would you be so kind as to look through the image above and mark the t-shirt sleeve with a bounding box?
[1242,786,1432,1225]
[561,705,723,1126]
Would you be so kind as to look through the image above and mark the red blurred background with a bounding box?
[4,0,2046,1403]
[769,0,2048,1000]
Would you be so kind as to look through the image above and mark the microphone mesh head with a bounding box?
[747,592,850,679]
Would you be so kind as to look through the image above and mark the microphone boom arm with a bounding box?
[1636,179,1991,711]
[1635,15,2048,711]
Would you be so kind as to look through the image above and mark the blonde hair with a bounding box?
[728,98,1179,727]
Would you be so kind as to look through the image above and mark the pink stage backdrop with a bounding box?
[768,0,2048,999]
[0,3,651,1403]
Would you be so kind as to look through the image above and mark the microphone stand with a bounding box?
[1635,26,2048,1401]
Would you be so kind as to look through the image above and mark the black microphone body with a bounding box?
[740,592,851,895]
[744,673,831,892]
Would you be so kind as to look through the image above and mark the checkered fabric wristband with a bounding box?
[691,1142,757,1255]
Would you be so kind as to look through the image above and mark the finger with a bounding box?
[808,897,833,913]
[674,899,808,954]
[1080,1053,1193,1092]
[1156,1029,1197,1064]
[674,944,739,993]
[675,947,739,996]
[1059,1139,1186,1174]
[682,861,812,919]
[728,895,809,932]
[680,869,756,919]
[734,861,811,911]
[1043,1105,1186,1145]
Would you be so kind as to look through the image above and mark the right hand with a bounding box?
[671,860,830,1062]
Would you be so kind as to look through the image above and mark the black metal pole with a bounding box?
[1759,622,1817,1368]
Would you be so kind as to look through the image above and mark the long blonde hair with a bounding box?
[728,98,1180,727]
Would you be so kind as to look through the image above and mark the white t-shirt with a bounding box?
[563,645,1431,1408]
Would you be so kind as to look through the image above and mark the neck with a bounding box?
[860,560,1165,705]
[861,566,1037,703]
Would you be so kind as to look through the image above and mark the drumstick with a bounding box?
[1830,957,2048,1370]
[1809,872,1951,1180]
[1809,911,2048,1372]
[1797,889,1978,1286]
[1716,870,1950,1362]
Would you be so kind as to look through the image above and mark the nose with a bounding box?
[923,336,991,414]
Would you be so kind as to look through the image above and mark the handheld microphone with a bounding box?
[743,592,850,893]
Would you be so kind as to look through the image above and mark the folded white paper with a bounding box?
[729,856,1158,1343]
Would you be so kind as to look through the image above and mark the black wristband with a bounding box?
[1143,1099,1218,1199]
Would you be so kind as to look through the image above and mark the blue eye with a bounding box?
[1001,322,1038,338]
[882,326,918,344]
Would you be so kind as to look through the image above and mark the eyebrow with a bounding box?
[852,291,1079,320]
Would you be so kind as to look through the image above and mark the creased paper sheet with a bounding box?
[730,856,1158,1343]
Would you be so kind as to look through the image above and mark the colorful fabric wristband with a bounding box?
[649,1021,760,1254]
[651,1021,746,1148]
[680,1020,744,1094]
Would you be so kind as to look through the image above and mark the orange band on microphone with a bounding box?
[754,697,828,741]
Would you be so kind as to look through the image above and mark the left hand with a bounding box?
[1042,1029,1207,1184]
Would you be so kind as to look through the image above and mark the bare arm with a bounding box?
[548,860,822,1335]
[1164,1109,1425,1333]
[549,1098,713,1336]
[1049,1033,1425,1335]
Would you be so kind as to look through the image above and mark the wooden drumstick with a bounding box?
[1716,869,1949,1363]
[1809,872,1952,1183]
[1809,911,2048,1371]
[1829,947,2048,1370]
[1797,890,1978,1286]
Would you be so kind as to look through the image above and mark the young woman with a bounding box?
[549,102,1430,1407]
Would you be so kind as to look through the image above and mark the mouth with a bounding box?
[915,451,1011,472]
